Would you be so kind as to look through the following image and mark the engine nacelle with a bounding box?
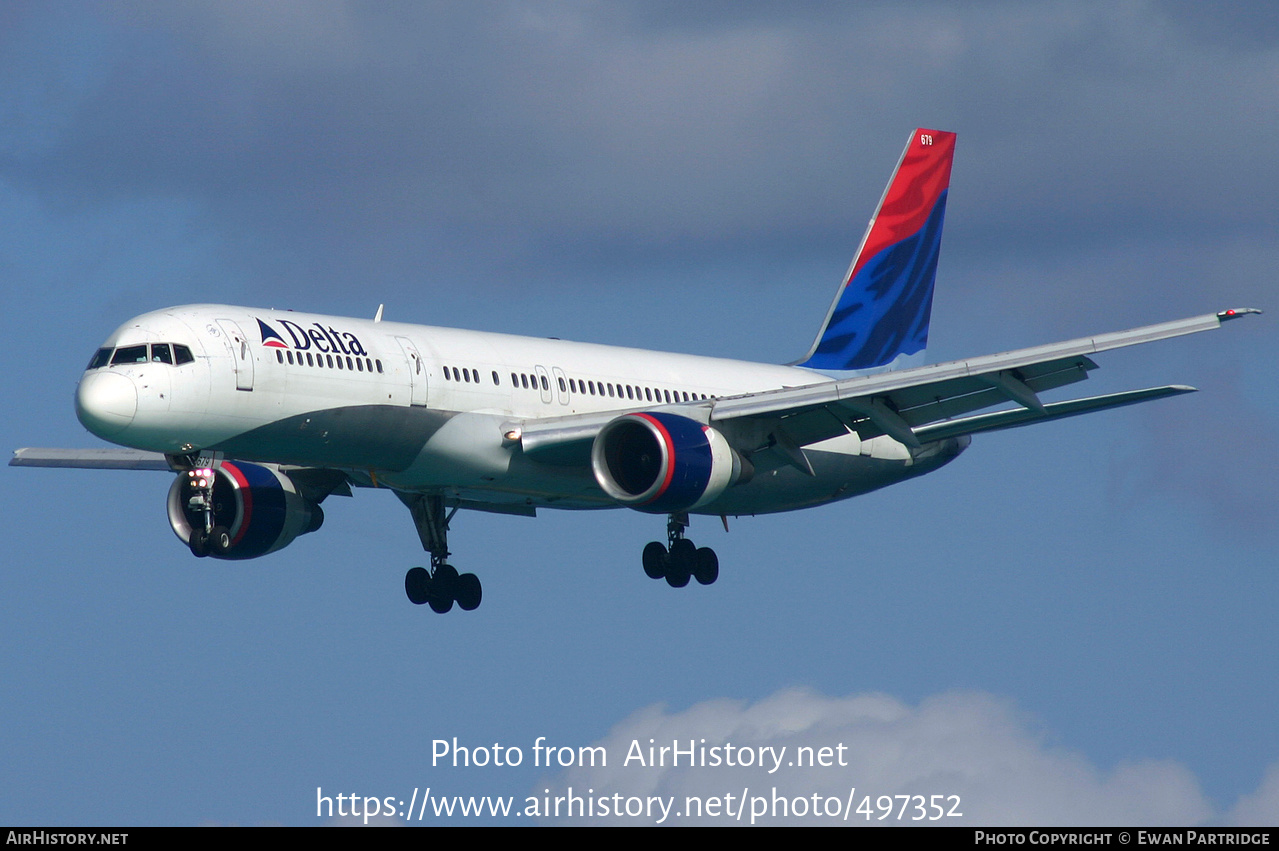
[167,461,324,560]
[591,412,746,513]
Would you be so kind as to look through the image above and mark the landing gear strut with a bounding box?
[642,513,719,588]
[183,466,226,557]
[403,494,482,613]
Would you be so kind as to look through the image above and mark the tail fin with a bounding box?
[797,128,955,372]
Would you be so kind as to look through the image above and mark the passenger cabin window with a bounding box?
[271,346,385,377]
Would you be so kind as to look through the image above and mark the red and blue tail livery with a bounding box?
[799,128,956,372]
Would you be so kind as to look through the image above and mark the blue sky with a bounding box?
[2,2,1276,825]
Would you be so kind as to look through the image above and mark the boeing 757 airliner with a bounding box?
[11,129,1260,613]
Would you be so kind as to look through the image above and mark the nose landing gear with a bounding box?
[183,466,229,557]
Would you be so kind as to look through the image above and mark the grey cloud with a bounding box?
[1155,0,1279,50]
[2,3,1275,299]
[1120,366,1279,533]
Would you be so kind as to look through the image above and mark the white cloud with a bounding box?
[1225,763,1279,826]
[539,687,1251,825]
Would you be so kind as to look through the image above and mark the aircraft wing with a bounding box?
[10,447,358,509]
[520,308,1259,464]
[10,447,176,470]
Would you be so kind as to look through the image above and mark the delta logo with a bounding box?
[257,319,289,349]
[256,317,368,357]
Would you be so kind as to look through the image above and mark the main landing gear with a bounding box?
[642,513,719,588]
[404,564,481,614]
[403,494,482,613]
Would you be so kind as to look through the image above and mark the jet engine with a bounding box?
[590,412,748,513]
[167,461,324,559]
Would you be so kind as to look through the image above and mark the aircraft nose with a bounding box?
[76,371,137,438]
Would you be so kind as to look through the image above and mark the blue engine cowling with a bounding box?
[590,412,746,513]
[166,461,323,559]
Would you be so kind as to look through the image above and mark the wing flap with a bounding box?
[913,385,1197,442]
[891,358,1094,425]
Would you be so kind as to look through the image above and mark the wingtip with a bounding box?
[1218,307,1263,321]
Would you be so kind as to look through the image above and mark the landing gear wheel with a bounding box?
[208,526,232,556]
[407,494,483,612]
[428,563,458,614]
[666,539,695,588]
[642,542,669,579]
[189,530,210,558]
[693,547,719,585]
[455,573,482,611]
[405,567,430,605]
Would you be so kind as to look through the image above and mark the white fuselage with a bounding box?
[75,305,965,515]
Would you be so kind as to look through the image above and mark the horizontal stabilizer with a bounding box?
[912,385,1196,442]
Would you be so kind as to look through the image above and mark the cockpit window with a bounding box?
[87,348,112,370]
[111,345,149,365]
[91,343,193,368]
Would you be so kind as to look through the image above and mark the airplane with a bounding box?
[10,128,1260,614]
